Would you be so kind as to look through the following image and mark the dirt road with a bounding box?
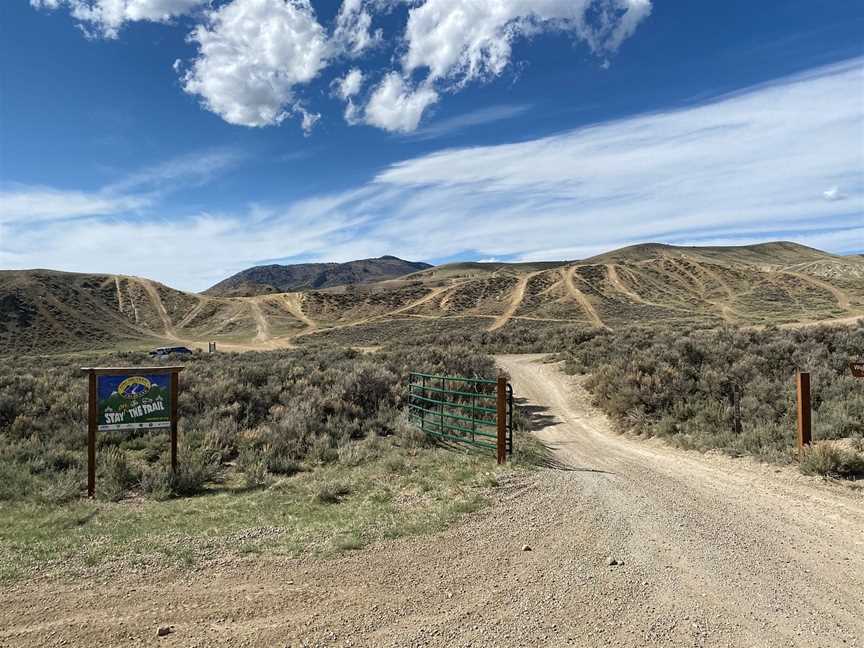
[2,356,863,647]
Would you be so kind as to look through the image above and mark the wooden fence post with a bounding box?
[496,375,507,465]
[87,370,96,498]
[170,371,179,473]
[796,371,812,453]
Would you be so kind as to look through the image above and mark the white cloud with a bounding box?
[409,103,531,139]
[402,2,652,78]
[333,68,366,124]
[0,150,239,226]
[0,195,373,290]
[5,59,862,289]
[33,0,653,132]
[107,149,243,193]
[179,0,331,128]
[298,107,322,135]
[333,0,382,56]
[334,68,365,100]
[362,58,863,258]
[363,0,652,131]
[364,73,439,133]
[823,186,847,202]
[601,0,652,52]
[0,187,150,224]
[30,0,206,38]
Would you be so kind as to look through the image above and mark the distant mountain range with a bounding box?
[204,256,432,297]
[2,242,863,354]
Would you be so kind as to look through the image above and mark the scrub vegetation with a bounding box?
[1,319,862,583]
[0,347,540,582]
[559,323,864,473]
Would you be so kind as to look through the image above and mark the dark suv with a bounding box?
[149,346,194,357]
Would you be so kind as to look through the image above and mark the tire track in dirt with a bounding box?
[487,272,537,332]
[176,298,208,330]
[278,293,316,330]
[289,284,460,341]
[113,276,124,313]
[780,270,853,311]
[248,300,271,342]
[390,284,457,317]
[562,267,608,330]
[605,264,647,304]
[663,256,743,323]
[138,278,178,339]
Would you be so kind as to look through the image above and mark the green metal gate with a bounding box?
[407,372,513,462]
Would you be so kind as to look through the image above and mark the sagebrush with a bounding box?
[0,346,495,502]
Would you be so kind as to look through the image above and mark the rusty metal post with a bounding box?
[170,371,179,473]
[796,371,812,453]
[496,376,507,465]
[87,371,97,498]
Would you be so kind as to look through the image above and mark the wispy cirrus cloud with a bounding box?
[0,187,150,224]
[365,57,863,258]
[0,149,241,226]
[2,58,862,290]
[106,149,243,193]
[407,104,532,140]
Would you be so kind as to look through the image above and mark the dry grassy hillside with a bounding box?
[2,242,863,354]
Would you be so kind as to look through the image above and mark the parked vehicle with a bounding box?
[149,346,193,357]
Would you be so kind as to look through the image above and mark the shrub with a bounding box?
[800,444,864,479]
[315,481,351,504]
[0,461,35,501]
[0,345,497,502]
[97,448,137,502]
[140,466,173,501]
[169,448,219,497]
[562,324,864,467]
[39,468,82,504]
[237,448,269,489]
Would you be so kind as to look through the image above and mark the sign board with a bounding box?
[97,373,171,431]
[82,366,183,497]
[851,361,864,378]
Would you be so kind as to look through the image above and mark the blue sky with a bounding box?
[0,0,862,291]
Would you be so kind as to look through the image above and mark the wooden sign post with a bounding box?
[82,366,184,498]
[796,371,811,454]
[496,375,507,465]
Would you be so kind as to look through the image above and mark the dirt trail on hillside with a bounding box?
[780,270,853,311]
[605,263,646,304]
[138,278,179,340]
[113,276,124,312]
[3,357,863,647]
[563,267,608,330]
[279,293,316,329]
[248,300,271,342]
[488,273,537,331]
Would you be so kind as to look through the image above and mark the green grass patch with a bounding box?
[0,438,532,584]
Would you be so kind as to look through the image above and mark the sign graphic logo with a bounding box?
[97,373,171,431]
[117,376,153,399]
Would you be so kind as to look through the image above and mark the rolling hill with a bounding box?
[2,242,863,354]
[204,256,432,297]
